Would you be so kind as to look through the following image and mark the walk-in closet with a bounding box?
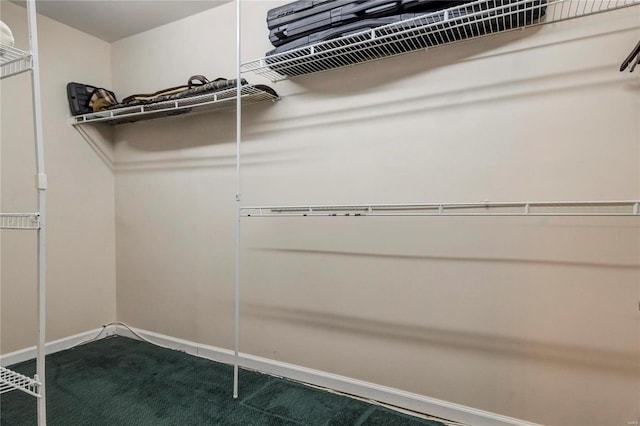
[1,1,639,425]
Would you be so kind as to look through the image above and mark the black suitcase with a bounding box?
[266,0,546,75]
[268,13,425,54]
[267,0,346,29]
[67,82,118,115]
[268,0,466,47]
[67,82,98,116]
[269,0,403,46]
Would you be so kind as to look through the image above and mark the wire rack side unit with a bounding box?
[0,366,42,398]
[2,1,48,424]
[71,84,280,126]
[241,0,640,82]
[0,213,40,229]
[0,44,32,79]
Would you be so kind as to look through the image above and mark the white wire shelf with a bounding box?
[242,0,640,82]
[0,366,41,398]
[241,200,640,217]
[71,84,280,126]
[0,44,32,79]
[0,213,40,229]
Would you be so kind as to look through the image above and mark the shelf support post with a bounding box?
[233,0,242,400]
[27,0,47,423]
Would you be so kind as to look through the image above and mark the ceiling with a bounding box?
[10,0,232,42]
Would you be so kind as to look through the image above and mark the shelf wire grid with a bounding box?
[0,213,40,229]
[0,366,41,398]
[0,44,33,79]
[72,84,279,126]
[241,200,640,217]
[242,0,640,81]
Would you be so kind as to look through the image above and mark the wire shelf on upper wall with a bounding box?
[71,84,280,126]
[242,0,640,82]
[0,44,32,79]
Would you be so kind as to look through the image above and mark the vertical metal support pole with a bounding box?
[233,0,242,400]
[27,0,47,424]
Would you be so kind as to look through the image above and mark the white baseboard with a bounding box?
[114,325,540,426]
[0,325,116,367]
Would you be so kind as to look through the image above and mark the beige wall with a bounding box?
[0,2,116,353]
[113,3,640,425]
[0,1,635,425]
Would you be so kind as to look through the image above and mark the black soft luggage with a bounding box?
[268,0,468,47]
[115,77,246,108]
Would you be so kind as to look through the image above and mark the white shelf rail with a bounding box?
[242,0,640,82]
[71,84,279,126]
[0,213,40,229]
[0,366,42,398]
[241,200,640,217]
[0,43,32,79]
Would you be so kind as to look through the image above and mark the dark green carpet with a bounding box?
[1,336,444,425]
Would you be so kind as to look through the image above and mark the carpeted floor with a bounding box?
[1,336,445,425]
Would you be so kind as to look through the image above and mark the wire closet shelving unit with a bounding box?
[71,84,279,126]
[0,1,48,424]
[232,0,640,401]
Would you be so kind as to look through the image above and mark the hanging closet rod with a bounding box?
[241,200,640,217]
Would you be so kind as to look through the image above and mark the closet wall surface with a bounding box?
[0,2,116,354]
[111,5,241,343]
[113,2,639,425]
